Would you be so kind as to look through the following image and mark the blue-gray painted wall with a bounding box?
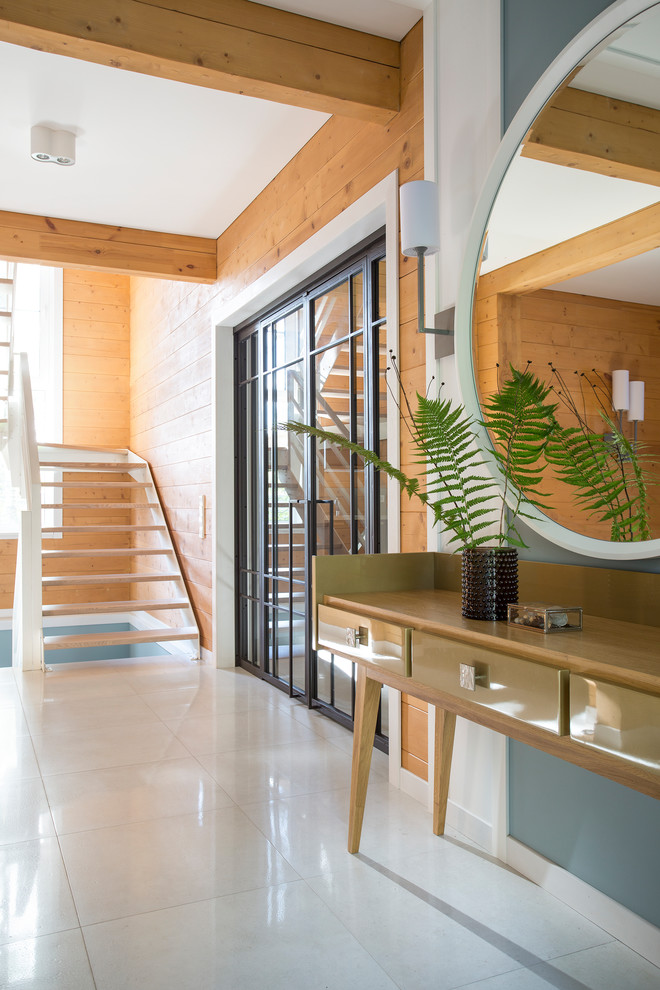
[509,742,660,927]
[502,0,618,129]
[501,0,660,928]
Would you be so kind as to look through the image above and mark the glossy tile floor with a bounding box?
[1,655,659,990]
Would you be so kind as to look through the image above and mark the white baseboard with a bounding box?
[506,837,660,968]
[446,799,493,852]
[201,645,214,665]
[398,767,430,806]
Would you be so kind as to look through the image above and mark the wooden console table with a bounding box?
[312,553,660,853]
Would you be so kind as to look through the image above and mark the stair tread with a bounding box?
[42,525,165,533]
[43,572,180,585]
[43,627,198,650]
[42,548,173,558]
[40,461,145,470]
[45,482,148,488]
[42,503,159,510]
[43,599,190,616]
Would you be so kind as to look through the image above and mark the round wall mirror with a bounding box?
[456,0,660,560]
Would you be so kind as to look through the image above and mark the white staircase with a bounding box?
[0,263,15,454]
[37,444,200,662]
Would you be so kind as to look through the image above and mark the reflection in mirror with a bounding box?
[473,5,660,542]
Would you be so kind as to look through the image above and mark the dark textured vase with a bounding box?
[461,547,518,621]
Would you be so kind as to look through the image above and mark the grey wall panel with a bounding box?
[502,0,617,129]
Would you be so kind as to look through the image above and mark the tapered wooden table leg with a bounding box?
[348,666,382,853]
[433,707,456,836]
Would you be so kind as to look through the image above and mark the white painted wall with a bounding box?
[422,0,507,854]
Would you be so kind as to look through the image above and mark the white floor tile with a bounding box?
[0,928,96,989]
[308,858,521,990]
[83,881,398,990]
[164,706,320,755]
[0,660,656,990]
[0,778,55,845]
[393,841,613,960]
[59,805,300,925]
[452,941,660,989]
[0,733,41,783]
[197,737,383,805]
[31,721,189,776]
[22,692,161,734]
[139,682,276,721]
[545,940,660,989]
[44,757,235,834]
[17,668,137,705]
[0,837,79,945]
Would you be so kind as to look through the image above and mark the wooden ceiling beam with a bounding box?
[0,211,217,282]
[0,0,400,124]
[479,200,660,297]
[522,87,660,186]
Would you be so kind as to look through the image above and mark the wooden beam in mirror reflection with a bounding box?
[522,88,660,187]
[478,200,660,297]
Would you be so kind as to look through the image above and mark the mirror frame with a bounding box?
[455,0,660,561]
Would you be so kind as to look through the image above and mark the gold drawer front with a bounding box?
[412,631,568,735]
[570,675,660,771]
[317,604,412,677]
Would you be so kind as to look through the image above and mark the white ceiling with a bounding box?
[0,0,424,239]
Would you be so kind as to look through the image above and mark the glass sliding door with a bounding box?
[235,236,388,737]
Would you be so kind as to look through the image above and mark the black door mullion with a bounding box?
[235,236,388,749]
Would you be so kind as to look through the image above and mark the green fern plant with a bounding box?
[283,363,557,550]
[480,365,557,545]
[545,412,651,542]
[543,366,652,542]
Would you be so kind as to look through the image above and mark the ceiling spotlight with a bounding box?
[30,125,76,166]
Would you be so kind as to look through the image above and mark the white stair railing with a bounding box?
[9,351,44,671]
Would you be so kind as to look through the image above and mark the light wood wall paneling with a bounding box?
[128,23,422,736]
[474,285,660,540]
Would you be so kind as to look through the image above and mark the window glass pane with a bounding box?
[354,335,366,553]
[316,650,332,705]
[314,280,349,350]
[378,325,389,553]
[376,258,386,321]
[274,308,304,368]
[315,339,352,555]
[352,272,364,334]
[333,654,355,716]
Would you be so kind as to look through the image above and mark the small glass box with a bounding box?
[507,602,583,633]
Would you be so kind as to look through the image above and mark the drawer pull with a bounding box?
[459,662,489,692]
[346,626,369,648]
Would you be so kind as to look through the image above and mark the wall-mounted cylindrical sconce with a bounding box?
[611,369,630,413]
[628,381,645,423]
[610,369,644,445]
[400,180,451,344]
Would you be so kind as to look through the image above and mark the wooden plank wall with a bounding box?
[128,21,425,668]
[0,540,17,612]
[1,269,133,612]
[47,270,134,607]
[474,285,660,539]
[63,270,130,449]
